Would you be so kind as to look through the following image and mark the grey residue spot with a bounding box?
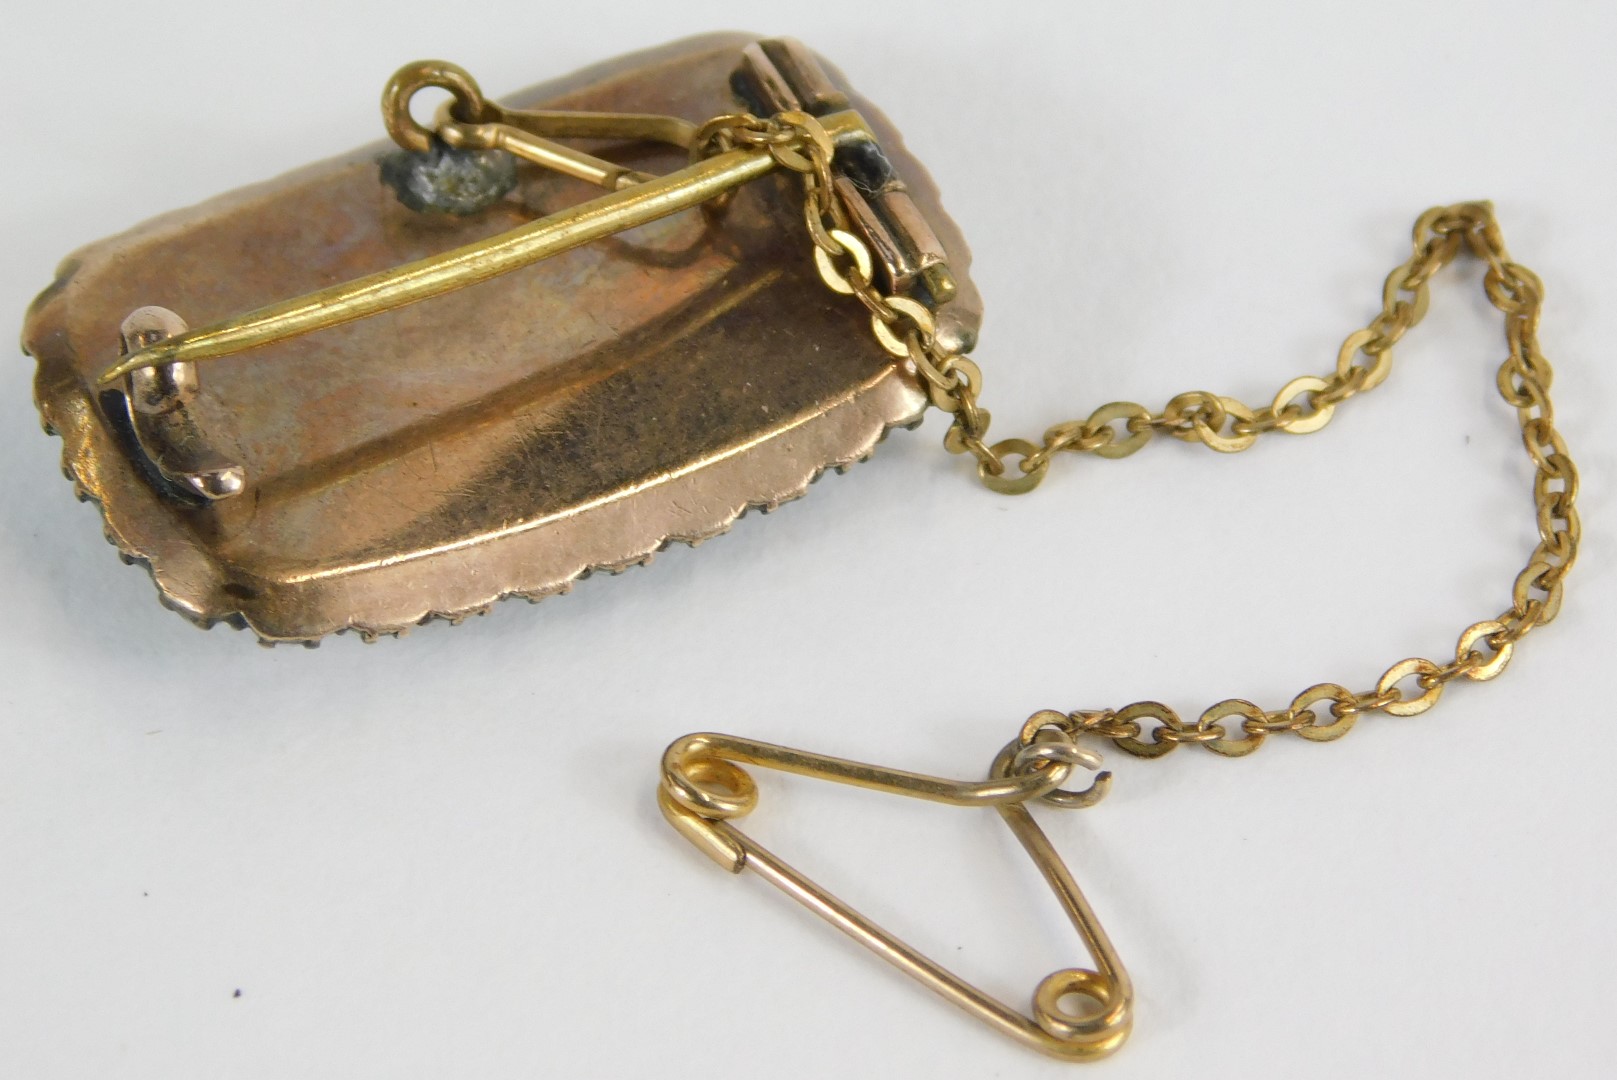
[233,989,242,999]
[839,139,898,195]
[379,141,517,215]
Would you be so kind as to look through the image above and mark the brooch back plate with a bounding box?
[22,34,979,642]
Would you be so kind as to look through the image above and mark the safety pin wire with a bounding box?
[659,732,1133,1061]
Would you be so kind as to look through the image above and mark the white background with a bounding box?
[2,2,1614,1077]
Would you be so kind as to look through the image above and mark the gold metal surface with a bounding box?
[437,112,657,191]
[381,58,702,154]
[24,35,981,641]
[18,27,1583,1068]
[735,38,954,302]
[383,61,665,189]
[985,206,1577,756]
[743,120,1575,753]
[660,730,1131,1061]
[97,110,876,383]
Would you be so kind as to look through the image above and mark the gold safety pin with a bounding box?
[658,731,1133,1061]
[98,62,876,386]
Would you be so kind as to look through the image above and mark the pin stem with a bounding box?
[99,110,873,385]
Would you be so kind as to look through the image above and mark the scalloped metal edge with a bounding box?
[35,376,925,646]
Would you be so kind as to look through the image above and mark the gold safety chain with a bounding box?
[696,112,1580,760]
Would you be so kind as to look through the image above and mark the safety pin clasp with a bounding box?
[658,730,1133,1061]
[112,307,245,501]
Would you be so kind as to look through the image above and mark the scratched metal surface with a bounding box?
[23,34,977,642]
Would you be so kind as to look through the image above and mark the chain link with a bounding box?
[698,117,1578,760]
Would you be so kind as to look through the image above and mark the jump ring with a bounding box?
[1270,376,1335,434]
[381,60,492,154]
[1376,658,1445,716]
[813,229,874,296]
